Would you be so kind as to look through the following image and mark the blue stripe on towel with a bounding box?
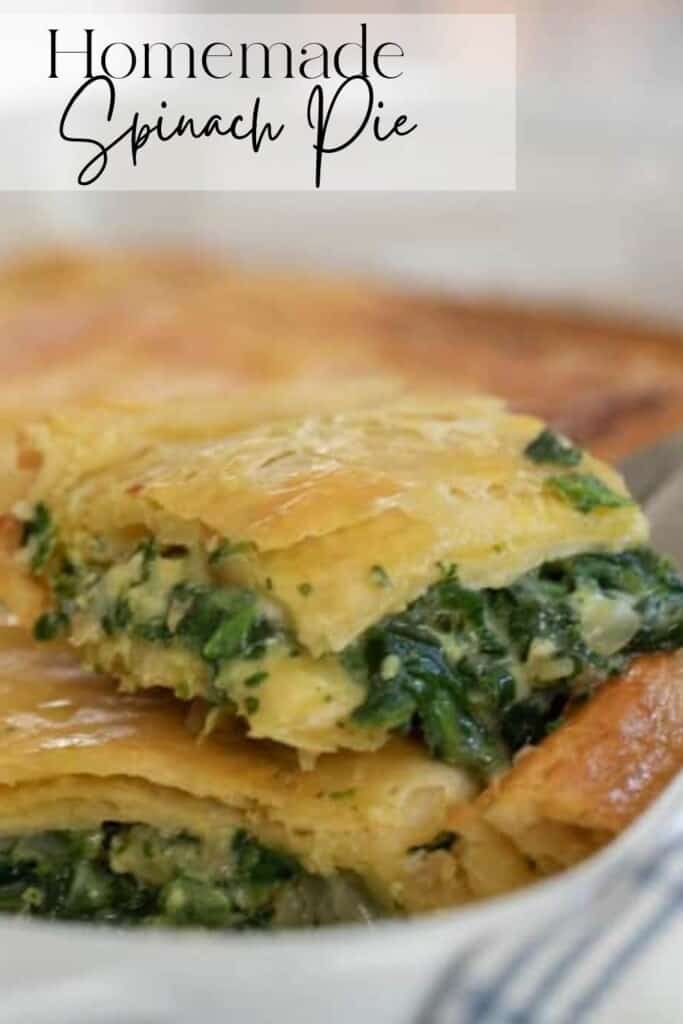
[560,837,683,1023]
[418,832,683,1024]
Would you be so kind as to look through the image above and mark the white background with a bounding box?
[0,2,681,322]
[0,14,516,190]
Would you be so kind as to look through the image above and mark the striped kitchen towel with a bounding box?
[419,824,683,1024]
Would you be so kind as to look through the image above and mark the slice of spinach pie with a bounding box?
[4,394,682,786]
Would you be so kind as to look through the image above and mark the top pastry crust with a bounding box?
[15,394,646,655]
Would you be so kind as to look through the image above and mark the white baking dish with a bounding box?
[0,769,679,1024]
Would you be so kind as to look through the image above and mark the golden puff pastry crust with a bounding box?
[0,629,474,913]
[13,394,646,656]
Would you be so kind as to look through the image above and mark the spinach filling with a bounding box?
[21,501,56,573]
[344,548,683,779]
[0,825,377,929]
[21,507,683,779]
[29,522,291,704]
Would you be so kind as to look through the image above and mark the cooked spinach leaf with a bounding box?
[525,429,582,467]
[544,472,632,514]
[32,534,288,701]
[243,671,268,688]
[101,597,132,636]
[345,548,683,777]
[21,503,55,572]
[231,829,300,886]
[33,610,69,642]
[500,685,569,751]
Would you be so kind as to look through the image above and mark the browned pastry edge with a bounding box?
[452,652,683,900]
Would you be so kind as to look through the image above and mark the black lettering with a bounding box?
[100,41,137,80]
[307,76,373,188]
[59,76,124,186]
[373,108,417,141]
[239,41,293,80]
[202,42,232,79]
[49,27,94,79]
[298,43,329,80]
[373,42,404,79]
[141,41,196,80]
[333,22,368,79]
